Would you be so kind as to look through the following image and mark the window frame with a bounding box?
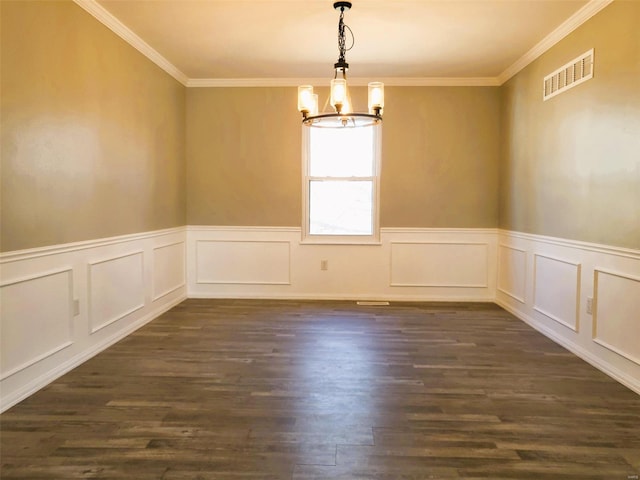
[301,124,382,245]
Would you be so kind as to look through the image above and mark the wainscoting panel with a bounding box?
[533,254,581,331]
[4,225,636,411]
[153,242,186,301]
[196,240,291,285]
[187,226,497,302]
[498,244,527,303]
[390,242,488,287]
[0,227,187,412]
[88,252,145,334]
[593,269,640,366]
[0,269,73,380]
[496,230,640,395]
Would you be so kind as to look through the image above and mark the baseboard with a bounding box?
[188,293,495,302]
[498,295,640,395]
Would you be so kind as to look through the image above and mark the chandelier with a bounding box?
[297,1,384,128]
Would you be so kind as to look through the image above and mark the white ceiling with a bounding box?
[84,0,610,85]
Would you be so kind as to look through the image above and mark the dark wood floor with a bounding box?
[1,299,639,479]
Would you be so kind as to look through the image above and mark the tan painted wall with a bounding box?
[1,1,186,252]
[14,0,634,250]
[381,87,500,227]
[500,1,640,249]
[186,88,302,226]
[186,86,500,228]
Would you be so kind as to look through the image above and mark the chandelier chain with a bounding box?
[336,6,354,70]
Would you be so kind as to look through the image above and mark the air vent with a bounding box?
[543,49,594,101]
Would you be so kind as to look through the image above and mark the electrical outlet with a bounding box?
[586,297,593,315]
[73,299,80,316]
[320,260,328,271]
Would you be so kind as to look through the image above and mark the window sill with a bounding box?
[299,239,382,246]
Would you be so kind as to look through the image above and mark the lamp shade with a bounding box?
[368,82,384,113]
[298,85,316,113]
[330,78,347,112]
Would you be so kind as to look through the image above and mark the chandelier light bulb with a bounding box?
[368,82,385,114]
[298,85,315,115]
[331,78,347,113]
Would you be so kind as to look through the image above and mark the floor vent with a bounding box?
[356,301,390,306]
[543,49,594,101]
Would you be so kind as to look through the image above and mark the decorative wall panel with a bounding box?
[533,254,581,331]
[88,252,145,333]
[153,242,185,300]
[390,242,488,287]
[498,244,527,303]
[1,269,73,379]
[593,269,640,366]
[196,240,291,285]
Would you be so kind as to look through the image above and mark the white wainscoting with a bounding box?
[88,251,145,333]
[497,244,527,303]
[593,269,640,367]
[390,242,488,288]
[533,254,581,332]
[1,269,74,380]
[3,224,637,410]
[153,242,186,301]
[496,230,640,394]
[0,227,187,412]
[187,226,497,302]
[196,240,291,285]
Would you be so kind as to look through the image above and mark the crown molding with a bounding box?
[378,77,501,87]
[72,0,189,86]
[497,0,614,85]
[186,77,501,88]
[74,0,612,89]
[186,78,323,88]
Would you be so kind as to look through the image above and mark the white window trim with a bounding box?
[301,125,382,245]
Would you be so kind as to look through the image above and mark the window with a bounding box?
[302,125,381,243]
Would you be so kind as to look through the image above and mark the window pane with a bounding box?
[309,126,374,177]
[309,181,373,235]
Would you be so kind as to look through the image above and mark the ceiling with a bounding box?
[88,0,606,85]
